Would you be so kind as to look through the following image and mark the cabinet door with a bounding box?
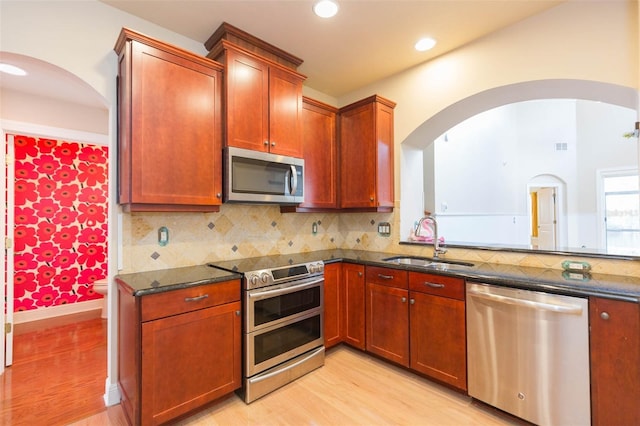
[141,301,241,425]
[590,297,640,426]
[341,263,366,350]
[127,40,223,209]
[374,101,395,209]
[323,263,342,349]
[339,102,376,208]
[410,291,466,390]
[366,282,409,366]
[268,66,304,157]
[299,98,338,209]
[225,49,269,152]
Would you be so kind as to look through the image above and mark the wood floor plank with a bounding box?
[3,316,524,426]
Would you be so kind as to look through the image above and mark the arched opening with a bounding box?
[400,79,638,254]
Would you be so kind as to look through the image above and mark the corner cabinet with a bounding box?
[589,297,640,426]
[323,262,342,349]
[114,28,224,212]
[339,95,396,212]
[341,263,366,350]
[206,23,305,158]
[117,280,241,426]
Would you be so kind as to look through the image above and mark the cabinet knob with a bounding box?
[264,140,269,146]
[358,272,363,277]
[235,310,240,316]
[370,197,374,202]
[410,298,415,305]
[271,142,276,147]
[600,311,610,320]
[401,297,407,303]
[216,193,222,199]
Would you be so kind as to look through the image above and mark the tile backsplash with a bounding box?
[120,204,640,277]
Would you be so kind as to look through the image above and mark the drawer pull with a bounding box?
[184,294,209,303]
[378,274,394,280]
[425,282,445,288]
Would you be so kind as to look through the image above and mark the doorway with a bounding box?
[3,129,108,368]
[530,186,557,249]
[598,169,640,256]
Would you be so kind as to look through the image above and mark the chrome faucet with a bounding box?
[415,215,447,258]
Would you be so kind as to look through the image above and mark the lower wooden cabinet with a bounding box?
[323,262,342,349]
[589,296,640,426]
[118,280,241,426]
[365,267,409,366]
[409,281,466,390]
[341,263,366,350]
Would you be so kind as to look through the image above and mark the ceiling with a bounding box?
[101,0,563,98]
[0,0,564,108]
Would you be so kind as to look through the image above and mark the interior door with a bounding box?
[536,187,557,249]
[3,134,15,369]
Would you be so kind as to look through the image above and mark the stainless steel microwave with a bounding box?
[224,147,304,204]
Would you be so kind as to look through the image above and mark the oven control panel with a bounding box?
[246,261,324,289]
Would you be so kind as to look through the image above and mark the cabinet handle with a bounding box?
[600,311,610,320]
[264,140,269,146]
[410,298,415,304]
[184,294,209,302]
[378,274,394,280]
[216,193,222,199]
[235,310,241,316]
[401,297,407,303]
[358,272,363,277]
[424,282,445,288]
[370,197,374,202]
[271,142,276,147]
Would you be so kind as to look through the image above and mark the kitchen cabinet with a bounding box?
[589,297,640,426]
[339,95,396,211]
[409,272,466,390]
[206,23,305,158]
[282,97,338,212]
[117,279,241,426]
[323,262,342,349]
[114,28,223,212]
[365,266,409,366]
[341,263,366,350]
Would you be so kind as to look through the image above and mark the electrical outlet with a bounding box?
[377,222,391,236]
[158,226,169,246]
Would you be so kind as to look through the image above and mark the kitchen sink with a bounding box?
[382,256,474,270]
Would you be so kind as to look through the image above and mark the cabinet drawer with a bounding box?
[366,266,408,289]
[409,273,464,300]
[141,279,240,322]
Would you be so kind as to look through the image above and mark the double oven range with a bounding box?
[209,255,325,403]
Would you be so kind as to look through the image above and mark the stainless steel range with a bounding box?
[208,255,325,403]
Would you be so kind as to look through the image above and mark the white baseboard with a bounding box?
[103,378,122,406]
[13,299,103,324]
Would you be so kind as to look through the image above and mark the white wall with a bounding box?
[427,100,636,249]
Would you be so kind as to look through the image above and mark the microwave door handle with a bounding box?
[289,165,298,195]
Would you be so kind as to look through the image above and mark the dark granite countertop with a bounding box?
[115,264,241,296]
[117,249,640,302]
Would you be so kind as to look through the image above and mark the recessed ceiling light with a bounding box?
[415,37,437,52]
[0,63,27,76]
[313,0,339,18]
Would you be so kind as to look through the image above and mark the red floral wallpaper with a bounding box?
[12,134,108,312]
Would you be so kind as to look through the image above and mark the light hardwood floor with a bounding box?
[5,314,524,426]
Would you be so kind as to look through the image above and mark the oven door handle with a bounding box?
[248,277,323,300]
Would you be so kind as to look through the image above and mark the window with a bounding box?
[603,173,640,255]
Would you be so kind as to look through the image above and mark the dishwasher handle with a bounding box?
[467,288,584,315]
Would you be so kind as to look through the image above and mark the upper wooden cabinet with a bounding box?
[339,95,396,211]
[114,28,224,212]
[206,23,305,158]
[292,97,338,211]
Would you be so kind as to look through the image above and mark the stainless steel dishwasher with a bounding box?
[466,282,590,426]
